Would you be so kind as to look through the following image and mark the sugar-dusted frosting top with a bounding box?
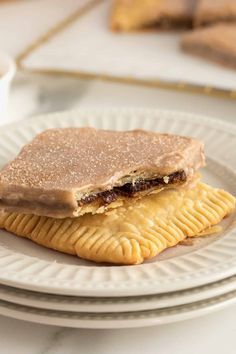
[0,128,205,193]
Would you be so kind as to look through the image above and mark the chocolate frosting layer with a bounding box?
[0,128,205,217]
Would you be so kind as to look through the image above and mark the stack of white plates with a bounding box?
[0,108,235,329]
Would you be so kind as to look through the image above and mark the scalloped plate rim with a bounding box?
[0,275,235,313]
[0,108,235,296]
[0,289,235,328]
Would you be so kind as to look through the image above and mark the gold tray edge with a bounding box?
[19,66,236,100]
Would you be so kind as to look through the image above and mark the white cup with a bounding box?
[0,53,16,121]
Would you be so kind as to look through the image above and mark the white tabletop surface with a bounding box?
[1,72,236,354]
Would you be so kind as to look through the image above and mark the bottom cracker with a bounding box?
[0,183,235,265]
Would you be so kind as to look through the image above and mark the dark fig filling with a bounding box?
[78,170,186,207]
[152,17,193,29]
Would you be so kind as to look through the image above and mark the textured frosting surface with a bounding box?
[0,128,205,217]
[0,128,204,191]
[182,23,236,54]
[195,0,236,26]
[181,24,236,69]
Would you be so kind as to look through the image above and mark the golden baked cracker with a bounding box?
[0,183,234,265]
[110,0,196,32]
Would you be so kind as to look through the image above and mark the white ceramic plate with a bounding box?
[0,276,235,313]
[0,108,235,297]
[0,290,235,328]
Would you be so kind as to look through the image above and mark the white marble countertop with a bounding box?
[6,73,236,125]
[1,72,236,354]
